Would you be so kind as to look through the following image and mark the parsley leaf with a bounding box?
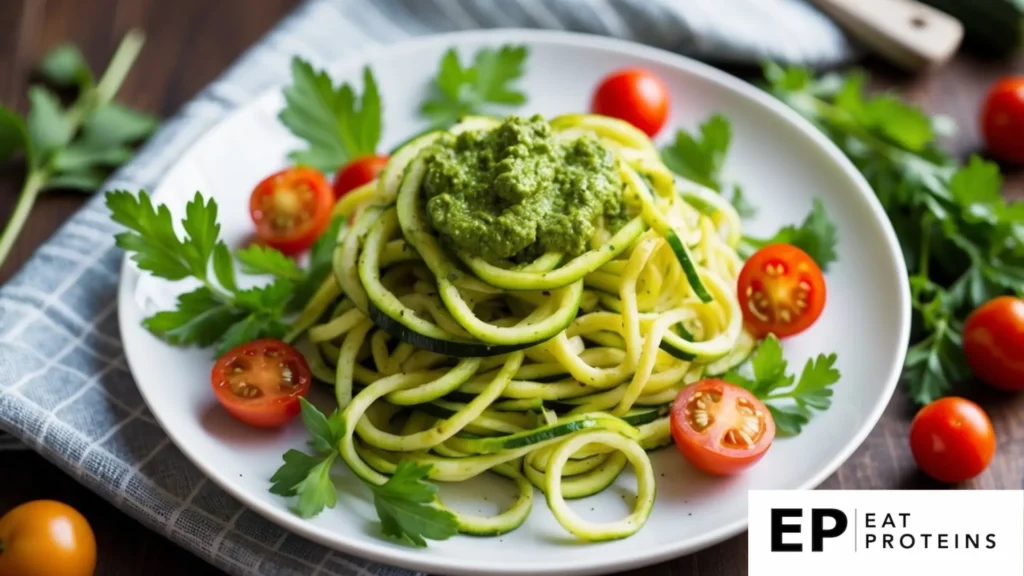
[369,461,459,547]
[142,287,246,347]
[107,190,190,280]
[950,156,1002,225]
[741,199,839,272]
[661,114,731,191]
[279,58,382,174]
[108,190,310,354]
[236,244,304,281]
[904,323,970,405]
[728,185,757,219]
[269,401,457,547]
[764,63,1024,403]
[661,114,757,219]
[37,44,94,89]
[724,335,841,436]
[420,46,528,127]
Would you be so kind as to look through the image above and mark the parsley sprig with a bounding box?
[660,114,839,272]
[0,31,158,269]
[724,335,841,436]
[421,46,529,127]
[278,58,382,174]
[106,190,337,355]
[270,400,458,546]
[762,63,1024,404]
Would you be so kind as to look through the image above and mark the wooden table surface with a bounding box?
[2,1,1023,575]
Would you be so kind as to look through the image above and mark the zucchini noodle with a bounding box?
[291,114,753,542]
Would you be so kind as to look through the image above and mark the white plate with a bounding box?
[118,30,910,576]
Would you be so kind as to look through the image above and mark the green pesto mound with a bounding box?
[421,115,627,264]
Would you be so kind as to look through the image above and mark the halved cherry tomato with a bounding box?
[670,379,775,475]
[738,244,826,338]
[0,500,96,576]
[211,339,311,428]
[249,167,333,255]
[963,296,1024,391]
[591,68,670,137]
[980,77,1024,165]
[910,397,995,484]
[334,155,389,199]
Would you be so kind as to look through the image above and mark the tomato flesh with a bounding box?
[249,167,334,254]
[334,155,388,199]
[909,397,995,484]
[981,77,1024,165]
[211,338,311,428]
[738,244,826,338]
[670,379,775,475]
[591,68,670,137]
[963,296,1024,391]
[0,500,96,576]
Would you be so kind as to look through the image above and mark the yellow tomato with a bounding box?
[0,500,96,576]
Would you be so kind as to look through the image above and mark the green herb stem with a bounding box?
[0,29,147,271]
[63,30,145,130]
[0,170,47,267]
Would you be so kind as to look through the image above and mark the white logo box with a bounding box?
[749,490,1024,575]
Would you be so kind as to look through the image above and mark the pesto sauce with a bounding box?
[422,115,627,264]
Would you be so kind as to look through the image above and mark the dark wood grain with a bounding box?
[1,2,1022,575]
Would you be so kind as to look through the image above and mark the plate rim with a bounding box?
[117,28,911,576]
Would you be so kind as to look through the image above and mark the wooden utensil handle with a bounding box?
[810,0,963,71]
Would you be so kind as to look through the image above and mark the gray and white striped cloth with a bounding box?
[0,1,852,573]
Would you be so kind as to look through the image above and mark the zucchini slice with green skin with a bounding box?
[459,217,646,291]
[524,451,628,500]
[620,162,712,303]
[705,327,757,376]
[655,270,743,362]
[397,155,583,346]
[447,464,535,536]
[359,209,538,357]
[544,430,656,541]
[550,114,659,156]
[443,413,637,454]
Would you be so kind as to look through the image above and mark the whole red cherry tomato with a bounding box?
[591,69,670,137]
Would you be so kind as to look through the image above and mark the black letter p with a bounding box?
[811,509,848,552]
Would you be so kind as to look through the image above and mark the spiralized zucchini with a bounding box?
[292,114,748,541]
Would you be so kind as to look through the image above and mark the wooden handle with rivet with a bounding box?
[808,0,963,71]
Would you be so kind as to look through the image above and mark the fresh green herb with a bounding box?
[739,199,839,272]
[108,190,305,355]
[270,399,458,545]
[0,31,158,269]
[763,62,1024,403]
[236,244,305,281]
[724,334,841,436]
[279,58,382,174]
[660,114,838,271]
[421,45,529,128]
[369,461,460,547]
[661,114,732,192]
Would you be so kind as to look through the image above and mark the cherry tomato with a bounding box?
[0,500,96,576]
[591,69,670,137]
[249,167,333,255]
[963,296,1024,391]
[737,244,826,339]
[670,379,775,475]
[211,338,312,428]
[334,155,388,199]
[980,77,1024,165]
[910,397,995,484]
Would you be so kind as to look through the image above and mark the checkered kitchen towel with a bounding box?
[0,0,853,573]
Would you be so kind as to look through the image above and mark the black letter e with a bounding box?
[771,509,803,552]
